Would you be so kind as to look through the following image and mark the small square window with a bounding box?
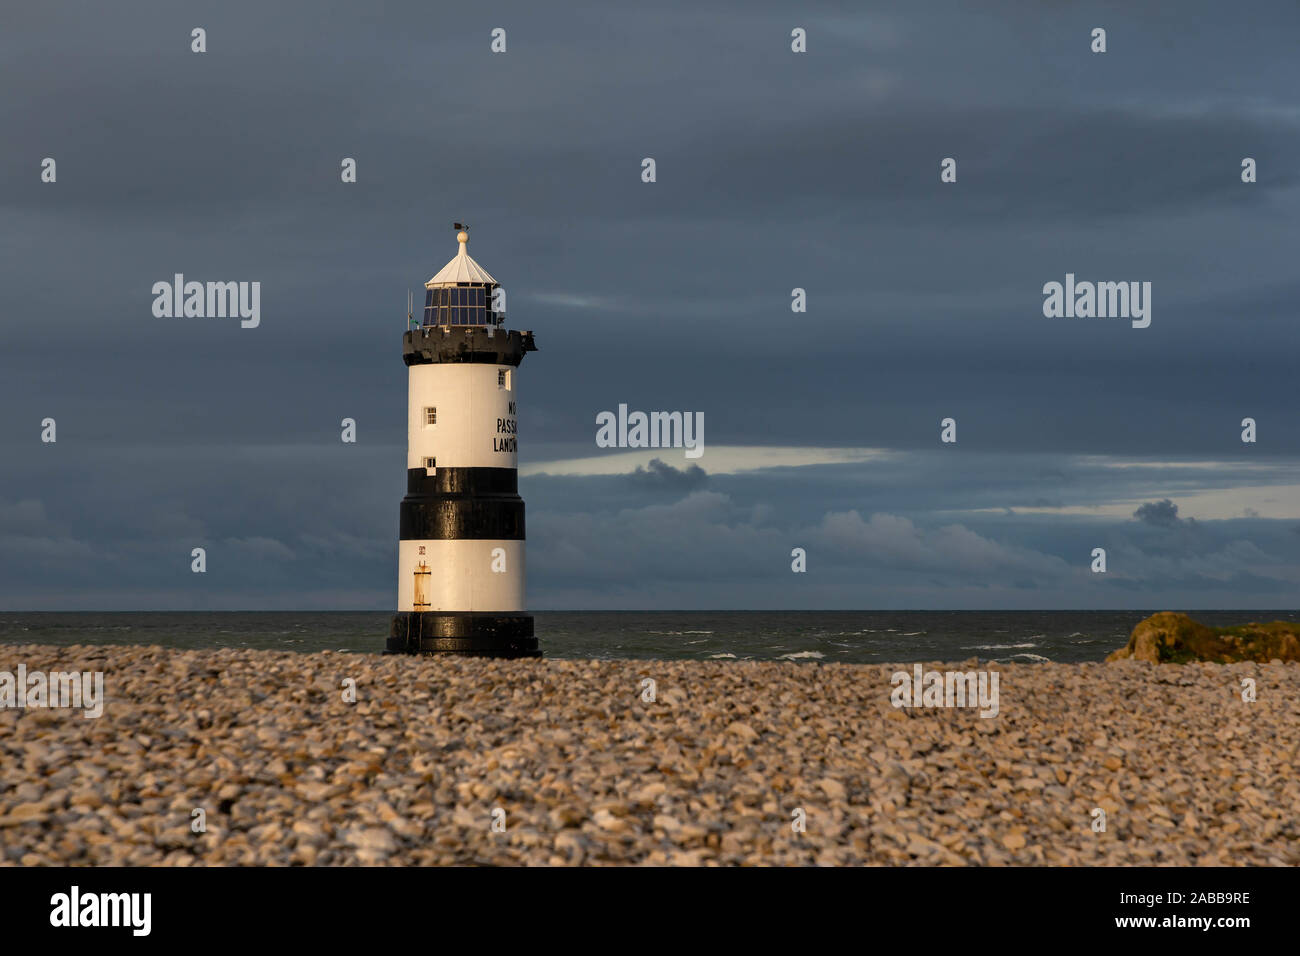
[498,369,509,389]
[423,456,436,474]
[424,407,436,425]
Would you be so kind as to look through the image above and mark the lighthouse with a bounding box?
[386,226,540,657]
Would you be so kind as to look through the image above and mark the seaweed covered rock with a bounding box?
[1107,611,1300,664]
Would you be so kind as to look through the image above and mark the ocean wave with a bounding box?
[901,631,926,637]
[18,624,134,631]
[963,642,1038,650]
[1009,652,1052,662]
[778,650,825,660]
[709,652,737,659]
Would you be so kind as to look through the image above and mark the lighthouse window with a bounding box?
[497,369,507,388]
[424,407,436,425]
[423,457,436,474]
[424,284,490,326]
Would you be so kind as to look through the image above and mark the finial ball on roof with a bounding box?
[457,231,468,245]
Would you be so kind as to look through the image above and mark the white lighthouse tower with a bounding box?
[387,225,539,657]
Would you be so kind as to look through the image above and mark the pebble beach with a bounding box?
[2,643,1297,866]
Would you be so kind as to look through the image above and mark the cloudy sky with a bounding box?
[2,0,1299,610]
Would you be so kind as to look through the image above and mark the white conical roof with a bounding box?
[426,231,496,286]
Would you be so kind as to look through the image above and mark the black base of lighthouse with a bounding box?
[386,612,540,658]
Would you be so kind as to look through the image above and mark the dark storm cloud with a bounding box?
[526,479,1300,611]
[2,440,1297,609]
[627,458,708,492]
[1133,499,1184,527]
[522,452,1300,609]
[1,0,1299,608]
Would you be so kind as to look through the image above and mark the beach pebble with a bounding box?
[0,643,1296,865]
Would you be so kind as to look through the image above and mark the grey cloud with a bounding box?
[1133,499,1186,527]
[628,458,708,491]
[811,510,1070,579]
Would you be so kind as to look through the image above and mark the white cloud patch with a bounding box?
[524,446,896,477]
[527,292,624,311]
[812,510,1072,577]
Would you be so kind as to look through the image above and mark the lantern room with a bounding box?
[421,229,500,327]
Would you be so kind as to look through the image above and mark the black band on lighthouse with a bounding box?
[387,612,538,656]
[402,328,536,368]
[405,467,518,496]
[399,497,525,540]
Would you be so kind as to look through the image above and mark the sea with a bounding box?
[1,610,1295,664]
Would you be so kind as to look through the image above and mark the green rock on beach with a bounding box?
[1107,612,1300,664]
